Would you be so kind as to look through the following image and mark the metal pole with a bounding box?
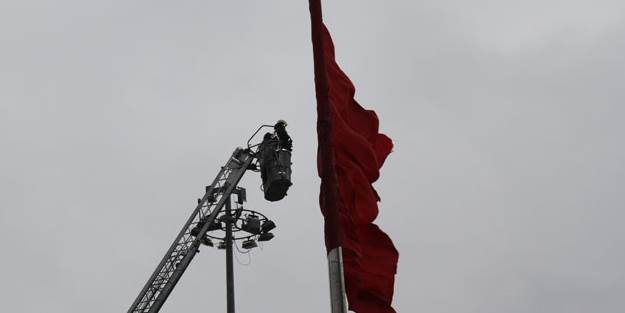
[327,247,348,313]
[225,196,235,313]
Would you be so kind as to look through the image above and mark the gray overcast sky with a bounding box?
[1,1,625,312]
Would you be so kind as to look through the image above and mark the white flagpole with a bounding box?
[327,247,348,313]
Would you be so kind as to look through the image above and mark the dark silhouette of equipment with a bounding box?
[258,120,293,201]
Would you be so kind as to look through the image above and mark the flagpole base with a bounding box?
[327,247,348,313]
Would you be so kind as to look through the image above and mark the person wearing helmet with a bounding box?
[257,120,293,201]
[273,119,292,151]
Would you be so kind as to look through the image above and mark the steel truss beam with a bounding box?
[127,148,255,313]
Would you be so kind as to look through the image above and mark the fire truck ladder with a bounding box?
[127,147,255,313]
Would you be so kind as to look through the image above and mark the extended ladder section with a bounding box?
[127,148,255,313]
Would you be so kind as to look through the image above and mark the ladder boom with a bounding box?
[127,148,255,313]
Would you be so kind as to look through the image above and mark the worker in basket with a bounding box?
[258,120,293,201]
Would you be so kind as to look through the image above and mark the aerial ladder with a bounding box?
[126,121,292,313]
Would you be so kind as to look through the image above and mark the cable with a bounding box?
[234,240,249,254]
[233,241,252,266]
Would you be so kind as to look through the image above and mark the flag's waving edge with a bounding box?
[309,1,399,313]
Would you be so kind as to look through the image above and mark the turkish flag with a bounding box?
[309,2,399,313]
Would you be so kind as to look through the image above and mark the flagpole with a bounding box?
[327,247,348,313]
[308,0,349,311]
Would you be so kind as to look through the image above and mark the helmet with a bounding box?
[276,119,288,127]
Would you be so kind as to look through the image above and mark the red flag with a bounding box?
[309,1,399,312]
